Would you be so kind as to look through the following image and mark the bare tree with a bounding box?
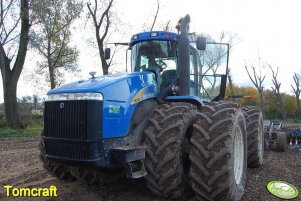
[245,59,266,119]
[199,32,239,98]
[0,0,30,128]
[268,64,286,119]
[87,0,114,75]
[164,20,171,31]
[150,0,159,31]
[31,0,82,89]
[291,73,301,119]
[142,0,172,32]
[227,69,235,101]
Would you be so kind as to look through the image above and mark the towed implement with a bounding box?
[40,15,264,201]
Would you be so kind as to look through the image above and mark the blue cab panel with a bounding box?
[48,72,158,138]
[130,31,179,46]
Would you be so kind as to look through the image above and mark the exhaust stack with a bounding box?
[178,15,191,96]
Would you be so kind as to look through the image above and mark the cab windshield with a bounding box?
[131,40,177,72]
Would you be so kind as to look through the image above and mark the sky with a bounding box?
[1,0,301,102]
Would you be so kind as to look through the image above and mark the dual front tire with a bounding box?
[143,102,197,199]
[144,102,264,201]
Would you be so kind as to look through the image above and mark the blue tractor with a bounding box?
[40,15,264,201]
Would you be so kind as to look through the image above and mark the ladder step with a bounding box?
[131,170,147,179]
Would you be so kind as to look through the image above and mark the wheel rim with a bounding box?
[258,118,264,161]
[234,126,244,184]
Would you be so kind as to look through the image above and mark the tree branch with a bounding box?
[51,31,67,69]
[0,0,14,29]
[100,13,110,41]
[11,0,30,82]
[245,65,259,90]
[87,2,98,28]
[150,0,159,31]
[2,16,20,45]
[98,0,113,30]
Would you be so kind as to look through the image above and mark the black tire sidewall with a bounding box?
[143,102,196,198]
[276,132,287,151]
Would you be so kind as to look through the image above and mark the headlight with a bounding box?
[47,93,103,101]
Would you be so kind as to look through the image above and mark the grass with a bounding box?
[0,118,43,138]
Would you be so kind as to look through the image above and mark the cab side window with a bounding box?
[189,49,199,95]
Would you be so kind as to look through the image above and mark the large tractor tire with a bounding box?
[190,102,247,201]
[276,132,287,152]
[243,107,264,168]
[143,102,197,199]
[39,138,75,181]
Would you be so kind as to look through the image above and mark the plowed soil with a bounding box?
[0,136,300,201]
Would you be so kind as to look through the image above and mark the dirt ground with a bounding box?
[0,136,300,201]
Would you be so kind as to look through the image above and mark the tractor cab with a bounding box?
[127,31,229,102]
[130,32,178,91]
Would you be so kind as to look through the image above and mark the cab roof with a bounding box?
[130,31,179,47]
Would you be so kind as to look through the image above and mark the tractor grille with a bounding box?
[45,141,99,160]
[43,100,102,161]
[44,100,102,140]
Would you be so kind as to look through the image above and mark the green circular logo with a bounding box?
[267,180,299,200]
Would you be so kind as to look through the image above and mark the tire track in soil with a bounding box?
[0,136,301,201]
[0,137,100,201]
[242,148,301,201]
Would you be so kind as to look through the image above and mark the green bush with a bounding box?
[0,116,7,127]
[0,118,43,137]
[285,118,301,123]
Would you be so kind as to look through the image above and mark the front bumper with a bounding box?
[43,136,145,168]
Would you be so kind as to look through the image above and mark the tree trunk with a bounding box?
[0,0,30,129]
[101,57,109,75]
[0,50,21,128]
[49,65,56,89]
[3,82,21,128]
[228,73,235,101]
[98,43,109,75]
[0,51,21,129]
[95,29,109,75]
[279,95,286,119]
[296,95,301,119]
[259,90,265,119]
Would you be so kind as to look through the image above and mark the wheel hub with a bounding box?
[258,119,264,162]
[234,126,244,184]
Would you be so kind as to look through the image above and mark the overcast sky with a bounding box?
[1,0,301,102]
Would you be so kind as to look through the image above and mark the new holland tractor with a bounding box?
[40,15,264,201]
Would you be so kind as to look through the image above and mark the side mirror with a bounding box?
[196,37,206,50]
[104,48,111,60]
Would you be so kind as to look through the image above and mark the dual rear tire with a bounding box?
[189,102,247,201]
[243,107,264,167]
[276,132,287,151]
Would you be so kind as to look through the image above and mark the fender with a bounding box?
[165,95,204,108]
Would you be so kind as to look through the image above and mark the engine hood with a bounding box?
[48,72,156,96]
[47,71,158,138]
